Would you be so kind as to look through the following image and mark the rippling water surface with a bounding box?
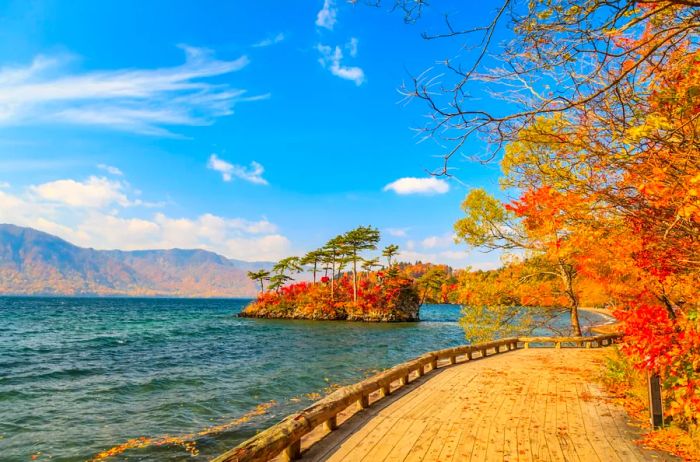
[0,297,607,461]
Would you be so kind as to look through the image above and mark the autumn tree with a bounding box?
[369,1,700,173]
[301,249,325,284]
[382,244,399,267]
[342,226,381,305]
[322,235,346,300]
[361,257,381,277]
[268,273,293,292]
[375,0,700,434]
[454,188,584,335]
[416,267,447,304]
[273,256,303,278]
[246,269,270,294]
[269,257,303,292]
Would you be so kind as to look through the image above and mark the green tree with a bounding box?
[382,244,399,267]
[361,257,381,277]
[323,236,346,301]
[247,269,270,293]
[269,273,293,292]
[300,249,325,284]
[273,256,303,277]
[270,256,303,292]
[342,226,381,305]
[416,267,447,304]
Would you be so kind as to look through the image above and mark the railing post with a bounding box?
[555,341,561,349]
[467,351,473,360]
[418,365,425,377]
[524,342,529,349]
[401,374,409,385]
[450,355,456,365]
[431,357,438,370]
[648,372,664,429]
[358,394,369,409]
[284,440,301,461]
[381,384,391,397]
[325,416,337,432]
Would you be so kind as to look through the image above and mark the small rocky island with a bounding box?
[239,226,431,322]
[239,274,421,322]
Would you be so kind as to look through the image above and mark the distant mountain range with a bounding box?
[0,224,273,297]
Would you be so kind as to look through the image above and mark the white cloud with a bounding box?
[0,46,265,136]
[253,33,286,48]
[347,37,359,58]
[439,250,470,260]
[0,184,290,261]
[97,164,123,176]
[224,234,292,262]
[207,154,268,185]
[385,227,409,237]
[317,43,365,86]
[315,0,337,30]
[383,177,450,195]
[421,233,457,249]
[0,181,10,189]
[30,176,130,208]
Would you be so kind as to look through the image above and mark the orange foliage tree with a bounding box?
[420,0,700,432]
[476,43,700,431]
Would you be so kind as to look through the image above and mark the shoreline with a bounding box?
[580,306,622,334]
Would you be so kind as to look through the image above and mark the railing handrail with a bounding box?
[212,333,621,462]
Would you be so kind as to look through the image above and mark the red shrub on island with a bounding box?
[240,272,420,322]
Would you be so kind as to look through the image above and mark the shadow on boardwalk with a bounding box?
[293,349,677,462]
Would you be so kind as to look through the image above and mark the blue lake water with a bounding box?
[0,297,608,461]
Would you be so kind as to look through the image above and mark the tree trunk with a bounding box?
[559,261,582,336]
[312,262,317,284]
[570,303,582,337]
[352,251,358,305]
[331,258,335,301]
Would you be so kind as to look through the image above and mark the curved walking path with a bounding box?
[295,348,677,462]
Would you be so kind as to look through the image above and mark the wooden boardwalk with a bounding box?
[296,348,676,462]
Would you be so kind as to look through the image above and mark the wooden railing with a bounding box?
[212,333,621,462]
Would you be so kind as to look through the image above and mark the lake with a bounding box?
[0,297,608,461]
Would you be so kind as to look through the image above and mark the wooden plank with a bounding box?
[513,368,538,462]
[529,366,550,461]
[291,348,677,462]
[575,381,623,462]
[468,372,511,461]
[585,383,642,462]
[402,419,443,462]
[452,375,501,460]
[552,374,580,462]
[436,422,463,460]
[499,380,524,461]
[563,382,602,462]
[358,417,414,461]
[322,416,389,462]
[383,419,429,461]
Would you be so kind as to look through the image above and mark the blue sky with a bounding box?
[0,0,511,268]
